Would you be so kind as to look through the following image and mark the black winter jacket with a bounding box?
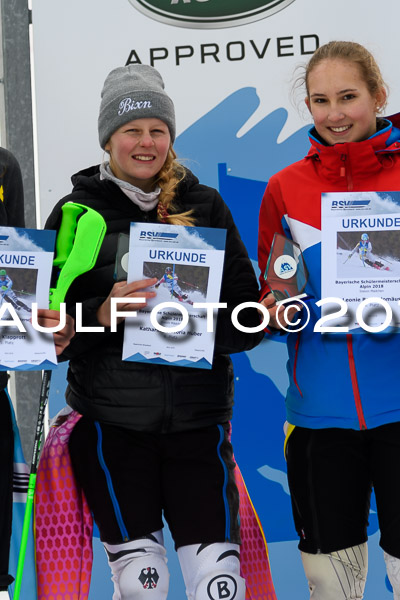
[45,166,263,433]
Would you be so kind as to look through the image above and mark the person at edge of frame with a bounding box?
[44,64,264,600]
[0,147,74,594]
[258,41,400,600]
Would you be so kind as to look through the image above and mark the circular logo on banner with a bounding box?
[127,0,296,29]
[207,574,237,599]
[273,255,297,280]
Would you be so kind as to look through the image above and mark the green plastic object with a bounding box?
[52,203,85,269]
[49,202,107,310]
[13,202,107,600]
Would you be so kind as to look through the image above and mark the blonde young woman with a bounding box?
[45,64,263,600]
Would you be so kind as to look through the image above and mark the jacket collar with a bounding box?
[307,115,400,157]
[304,115,400,183]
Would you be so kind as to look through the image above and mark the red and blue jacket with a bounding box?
[258,114,400,430]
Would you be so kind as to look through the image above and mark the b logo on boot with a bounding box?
[207,574,237,600]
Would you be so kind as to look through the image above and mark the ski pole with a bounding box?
[180,280,200,289]
[375,254,392,264]
[343,249,356,264]
[13,202,106,600]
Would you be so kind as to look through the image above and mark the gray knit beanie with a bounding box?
[98,64,176,149]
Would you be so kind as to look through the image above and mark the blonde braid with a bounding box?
[156,146,196,226]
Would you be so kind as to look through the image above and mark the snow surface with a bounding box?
[337,250,400,278]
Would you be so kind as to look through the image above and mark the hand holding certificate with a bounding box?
[122,222,226,369]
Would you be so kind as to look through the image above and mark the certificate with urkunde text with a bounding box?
[0,226,57,370]
[122,222,226,369]
[322,191,400,333]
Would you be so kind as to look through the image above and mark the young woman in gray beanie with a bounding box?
[44,63,264,600]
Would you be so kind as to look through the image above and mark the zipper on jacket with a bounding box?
[346,335,367,430]
[292,333,303,397]
[95,422,130,541]
[340,154,353,190]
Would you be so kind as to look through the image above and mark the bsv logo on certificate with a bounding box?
[122,222,226,369]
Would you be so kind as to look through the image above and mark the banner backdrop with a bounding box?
[31,1,400,598]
